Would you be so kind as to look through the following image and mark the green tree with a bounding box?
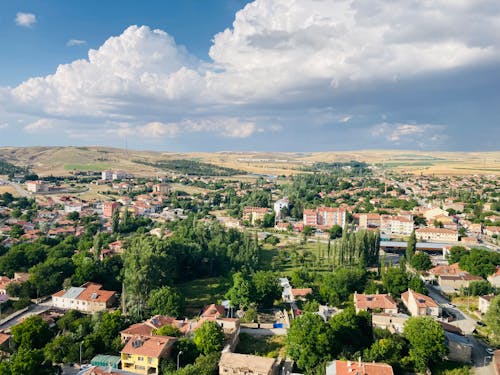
[67,211,80,221]
[2,347,55,375]
[112,208,120,233]
[329,308,372,355]
[148,286,185,317]
[226,272,253,309]
[447,246,467,264]
[286,313,332,373]
[363,334,409,373]
[462,280,495,296]
[155,325,181,337]
[252,271,280,307]
[382,268,409,297]
[329,224,343,239]
[11,315,52,349]
[9,224,24,238]
[404,316,447,372]
[193,321,224,355]
[43,334,79,364]
[484,294,500,345]
[410,252,432,271]
[406,230,416,262]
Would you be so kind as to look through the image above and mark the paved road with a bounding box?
[426,286,495,375]
[240,327,287,336]
[0,301,51,331]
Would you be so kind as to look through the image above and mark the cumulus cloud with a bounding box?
[66,39,87,47]
[15,12,36,27]
[0,123,8,129]
[3,1,500,148]
[23,119,53,133]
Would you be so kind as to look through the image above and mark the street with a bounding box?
[0,300,52,331]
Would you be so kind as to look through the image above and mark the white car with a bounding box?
[486,348,495,355]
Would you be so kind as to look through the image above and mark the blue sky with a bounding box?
[0,0,499,152]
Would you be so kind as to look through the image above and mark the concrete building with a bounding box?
[354,292,398,314]
[242,207,270,225]
[488,268,500,288]
[103,201,120,218]
[121,335,176,375]
[401,289,441,317]
[273,197,289,220]
[52,282,116,313]
[152,183,170,194]
[26,180,48,193]
[478,295,494,315]
[219,352,278,375]
[416,228,459,243]
[303,206,347,229]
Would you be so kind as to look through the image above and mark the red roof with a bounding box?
[333,360,394,375]
[121,335,176,358]
[354,293,397,310]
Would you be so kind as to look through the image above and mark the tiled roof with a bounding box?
[329,360,394,375]
[121,335,176,358]
[354,293,397,310]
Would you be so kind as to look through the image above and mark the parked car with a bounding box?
[486,348,495,355]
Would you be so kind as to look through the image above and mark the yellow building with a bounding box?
[121,335,176,375]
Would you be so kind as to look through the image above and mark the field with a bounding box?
[177,276,231,317]
[0,185,19,196]
[1,146,499,177]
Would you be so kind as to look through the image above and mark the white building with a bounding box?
[273,198,289,219]
[52,282,116,313]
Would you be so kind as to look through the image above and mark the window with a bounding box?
[138,356,144,361]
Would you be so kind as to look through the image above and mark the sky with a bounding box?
[0,0,499,152]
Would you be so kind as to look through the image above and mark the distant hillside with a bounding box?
[0,146,498,177]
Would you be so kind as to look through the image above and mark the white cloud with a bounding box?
[371,122,447,144]
[4,1,500,141]
[67,39,87,47]
[23,119,53,133]
[0,123,8,129]
[15,12,36,27]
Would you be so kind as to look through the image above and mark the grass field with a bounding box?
[0,185,19,196]
[235,332,286,358]
[177,276,231,317]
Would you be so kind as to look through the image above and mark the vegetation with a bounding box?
[134,159,246,176]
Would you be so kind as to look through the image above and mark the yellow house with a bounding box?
[121,335,176,375]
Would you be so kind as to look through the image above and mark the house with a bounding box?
[273,198,289,220]
[152,183,170,194]
[290,288,313,302]
[0,333,11,356]
[201,303,226,319]
[438,274,483,292]
[484,226,500,237]
[26,180,48,193]
[424,207,449,221]
[52,282,116,313]
[242,207,270,225]
[0,272,30,296]
[478,295,494,315]
[103,201,120,218]
[219,352,278,375]
[325,360,394,375]
[415,228,459,243]
[358,213,381,229]
[354,292,398,314]
[488,268,500,288]
[303,207,347,229]
[401,289,441,317]
[121,315,194,342]
[371,313,409,334]
[121,335,176,375]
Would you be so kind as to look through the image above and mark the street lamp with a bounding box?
[177,351,183,370]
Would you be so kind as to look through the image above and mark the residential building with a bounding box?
[102,171,113,181]
[478,295,494,315]
[371,313,409,334]
[354,292,398,314]
[438,274,483,292]
[484,226,500,237]
[415,228,458,243]
[325,360,394,375]
[424,207,449,221]
[26,180,48,193]
[273,197,289,220]
[242,207,270,225]
[52,282,116,313]
[488,268,500,288]
[103,201,120,218]
[303,206,347,229]
[290,288,313,302]
[358,213,381,229]
[121,335,176,375]
[121,315,194,342]
[152,183,170,194]
[380,215,414,236]
[401,289,441,317]
[219,352,278,375]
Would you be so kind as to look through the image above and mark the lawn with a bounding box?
[235,332,286,358]
[177,276,231,317]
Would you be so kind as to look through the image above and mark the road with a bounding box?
[0,301,51,331]
[426,286,495,375]
[5,181,30,197]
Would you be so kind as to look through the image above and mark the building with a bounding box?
[325,360,394,375]
[103,201,120,218]
[380,215,414,236]
[415,228,459,243]
[479,295,494,315]
[242,207,270,225]
[354,292,398,314]
[219,352,278,375]
[401,289,441,317]
[438,273,483,292]
[52,282,116,313]
[121,335,176,375]
[102,171,113,181]
[303,206,347,229]
[273,197,289,220]
[152,183,170,194]
[424,207,449,221]
[26,180,48,193]
[358,213,381,229]
[445,331,473,363]
[121,315,195,342]
[371,313,409,334]
[488,268,500,288]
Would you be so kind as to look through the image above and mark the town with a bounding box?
[0,153,498,375]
